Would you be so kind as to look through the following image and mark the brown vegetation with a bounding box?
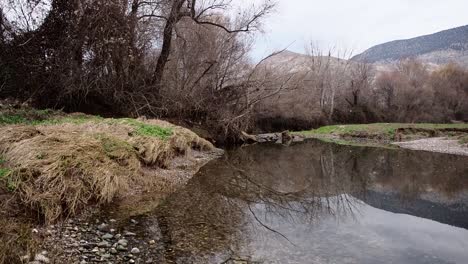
[0,0,279,143]
[255,54,468,130]
[0,115,214,223]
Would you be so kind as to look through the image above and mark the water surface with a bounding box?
[148,140,468,264]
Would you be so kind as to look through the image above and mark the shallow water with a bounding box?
[148,140,468,264]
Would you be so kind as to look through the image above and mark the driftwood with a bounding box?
[241,131,304,145]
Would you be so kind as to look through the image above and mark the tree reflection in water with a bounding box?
[149,140,468,263]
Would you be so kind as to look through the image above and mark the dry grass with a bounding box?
[0,116,214,223]
[0,218,38,264]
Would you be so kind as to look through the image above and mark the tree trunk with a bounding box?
[151,0,185,94]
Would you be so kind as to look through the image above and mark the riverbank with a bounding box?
[295,123,468,155]
[0,105,223,263]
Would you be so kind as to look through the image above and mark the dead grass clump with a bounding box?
[0,117,215,223]
[2,132,140,222]
[143,119,214,152]
[130,137,173,167]
[0,126,42,148]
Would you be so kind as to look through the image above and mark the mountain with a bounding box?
[352,25,468,67]
[263,50,346,72]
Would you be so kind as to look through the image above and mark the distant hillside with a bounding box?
[352,25,468,67]
[263,50,346,72]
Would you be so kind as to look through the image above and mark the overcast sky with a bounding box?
[248,0,468,59]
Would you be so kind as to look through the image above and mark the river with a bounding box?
[134,139,468,263]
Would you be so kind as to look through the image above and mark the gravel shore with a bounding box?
[394,137,468,156]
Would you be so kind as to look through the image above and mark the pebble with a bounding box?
[102,233,114,240]
[130,248,140,254]
[130,219,138,224]
[117,239,128,246]
[129,260,135,264]
[98,241,111,248]
[110,248,118,254]
[117,245,128,251]
[148,240,155,245]
[97,223,109,232]
[114,233,122,239]
[124,232,136,236]
[34,254,50,263]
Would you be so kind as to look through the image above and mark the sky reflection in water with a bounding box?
[154,140,468,264]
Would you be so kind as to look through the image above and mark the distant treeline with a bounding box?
[254,57,468,132]
[1,1,467,142]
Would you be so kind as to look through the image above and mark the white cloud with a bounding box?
[244,0,468,59]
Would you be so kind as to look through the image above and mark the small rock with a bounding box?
[130,219,138,224]
[102,233,113,240]
[110,248,118,254]
[91,247,99,252]
[80,261,87,264]
[109,219,117,223]
[97,223,109,232]
[101,253,111,259]
[129,260,135,264]
[124,232,136,236]
[34,254,50,263]
[98,241,111,248]
[146,259,153,263]
[114,234,122,239]
[130,248,140,254]
[32,228,39,234]
[110,229,116,233]
[148,240,155,245]
[117,239,128,246]
[20,254,30,262]
[117,245,127,251]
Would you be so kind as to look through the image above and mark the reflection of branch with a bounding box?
[248,204,297,247]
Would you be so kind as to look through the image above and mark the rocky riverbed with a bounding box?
[14,148,224,264]
[28,217,162,264]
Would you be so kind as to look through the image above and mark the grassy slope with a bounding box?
[0,107,217,262]
[0,108,213,222]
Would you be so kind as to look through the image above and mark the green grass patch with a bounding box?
[30,115,104,126]
[0,114,28,125]
[296,123,468,137]
[0,167,15,192]
[0,168,10,178]
[115,118,173,139]
[459,135,468,145]
[94,134,135,160]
